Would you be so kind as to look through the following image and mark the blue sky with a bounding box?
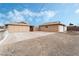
[0,3,79,26]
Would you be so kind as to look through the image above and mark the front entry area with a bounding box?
[30,26,34,31]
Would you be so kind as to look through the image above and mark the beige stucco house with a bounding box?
[5,21,66,32]
[5,22,34,32]
[38,22,66,32]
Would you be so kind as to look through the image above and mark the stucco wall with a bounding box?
[64,26,67,31]
[58,25,67,32]
[33,27,39,31]
[39,25,59,32]
[7,25,30,32]
[58,25,64,32]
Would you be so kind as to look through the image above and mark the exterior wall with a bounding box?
[33,27,39,31]
[48,25,59,32]
[67,26,79,31]
[39,25,59,32]
[64,26,67,31]
[58,25,67,32]
[7,25,30,32]
[39,25,66,32]
[58,25,64,32]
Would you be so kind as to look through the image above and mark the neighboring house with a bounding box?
[0,25,6,31]
[67,26,79,31]
[4,21,67,32]
[5,22,34,32]
[67,23,79,31]
[33,26,39,31]
[38,22,66,32]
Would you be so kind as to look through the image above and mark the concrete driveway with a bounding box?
[0,31,54,45]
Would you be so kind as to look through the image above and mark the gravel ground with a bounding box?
[0,32,79,56]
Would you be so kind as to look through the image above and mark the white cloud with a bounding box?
[21,9,56,24]
[0,9,56,25]
[7,11,15,21]
[75,9,79,14]
[7,9,26,22]
[0,13,7,25]
[21,9,34,17]
[13,9,26,22]
[21,9,56,17]
[40,10,56,17]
